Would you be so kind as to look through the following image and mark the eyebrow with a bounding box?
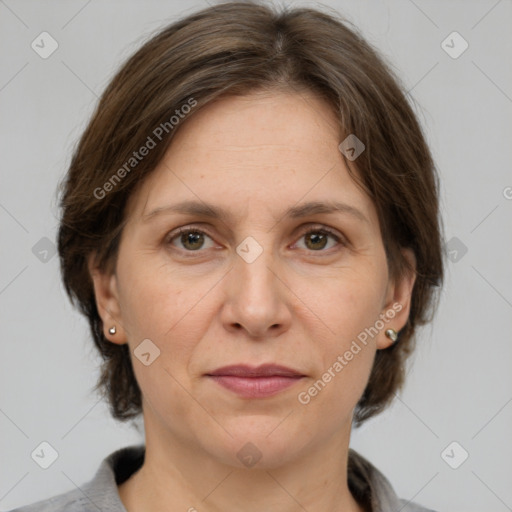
[141,199,369,224]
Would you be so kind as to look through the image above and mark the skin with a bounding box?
[89,90,416,512]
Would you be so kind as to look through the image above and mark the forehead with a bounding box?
[177,90,341,149]
[125,90,375,225]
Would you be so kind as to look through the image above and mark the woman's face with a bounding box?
[90,90,415,468]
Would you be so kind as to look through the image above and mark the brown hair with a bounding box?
[57,0,444,425]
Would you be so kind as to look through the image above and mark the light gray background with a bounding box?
[1,1,511,511]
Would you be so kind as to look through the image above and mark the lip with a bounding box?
[205,364,305,398]
[207,364,304,378]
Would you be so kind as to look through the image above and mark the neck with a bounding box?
[119,412,364,512]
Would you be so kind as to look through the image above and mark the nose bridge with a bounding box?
[234,233,279,302]
[222,232,290,337]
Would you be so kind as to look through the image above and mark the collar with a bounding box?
[79,444,416,512]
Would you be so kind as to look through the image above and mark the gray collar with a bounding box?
[72,444,433,512]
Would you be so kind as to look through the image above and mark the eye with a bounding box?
[166,227,216,252]
[293,226,344,252]
[165,225,345,255]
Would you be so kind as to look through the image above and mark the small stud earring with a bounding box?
[385,328,398,342]
[109,326,116,335]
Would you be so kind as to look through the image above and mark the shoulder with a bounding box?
[348,449,439,512]
[397,499,438,512]
[8,488,97,512]
[7,444,145,512]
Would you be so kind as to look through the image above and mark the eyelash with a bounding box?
[165,225,346,256]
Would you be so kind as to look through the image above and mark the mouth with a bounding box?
[205,364,306,398]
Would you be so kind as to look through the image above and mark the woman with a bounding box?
[12,1,444,511]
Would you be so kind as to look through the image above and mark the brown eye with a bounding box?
[304,231,329,250]
[295,227,343,252]
[167,228,215,251]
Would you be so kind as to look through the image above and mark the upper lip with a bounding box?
[206,364,305,378]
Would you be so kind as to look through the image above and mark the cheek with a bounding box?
[116,265,204,421]
[117,249,198,339]
[291,264,386,414]
[294,288,378,426]
[116,253,218,382]
[300,262,387,347]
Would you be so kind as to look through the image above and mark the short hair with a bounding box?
[57,1,444,425]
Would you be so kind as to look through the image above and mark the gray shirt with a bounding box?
[9,444,437,512]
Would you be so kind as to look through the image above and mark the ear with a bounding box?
[377,248,417,350]
[87,252,128,345]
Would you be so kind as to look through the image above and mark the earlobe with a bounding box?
[87,253,128,344]
[377,248,417,350]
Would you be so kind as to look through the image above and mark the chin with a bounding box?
[202,417,311,470]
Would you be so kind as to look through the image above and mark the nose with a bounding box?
[220,242,292,340]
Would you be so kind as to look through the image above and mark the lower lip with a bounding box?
[207,375,304,398]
